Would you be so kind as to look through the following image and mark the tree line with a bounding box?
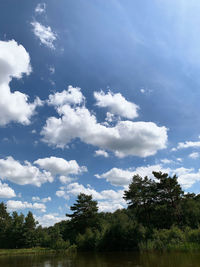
[1,171,200,251]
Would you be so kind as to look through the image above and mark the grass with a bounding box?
[0,247,55,256]
[0,245,77,256]
[139,241,200,252]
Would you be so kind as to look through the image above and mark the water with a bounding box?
[0,251,200,267]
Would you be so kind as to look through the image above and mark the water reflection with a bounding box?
[0,251,200,267]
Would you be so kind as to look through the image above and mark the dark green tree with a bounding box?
[23,211,38,247]
[67,193,99,234]
[0,202,11,248]
[10,212,25,248]
[124,174,156,226]
[124,172,184,228]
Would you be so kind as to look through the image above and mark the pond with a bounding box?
[0,251,200,267]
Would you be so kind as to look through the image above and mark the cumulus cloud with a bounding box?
[175,167,200,189]
[96,164,200,190]
[96,164,170,187]
[189,152,199,159]
[35,3,46,14]
[59,176,74,184]
[0,40,42,125]
[48,86,85,106]
[0,181,16,198]
[35,213,66,227]
[7,200,46,212]
[56,182,126,212]
[177,140,200,149]
[31,21,56,49]
[34,156,87,183]
[0,156,53,187]
[41,88,167,158]
[98,201,124,212]
[0,155,86,187]
[94,90,139,119]
[95,168,134,187]
[94,150,109,158]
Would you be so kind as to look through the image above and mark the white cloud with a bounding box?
[94,90,139,119]
[140,88,145,94]
[0,155,86,187]
[0,181,16,198]
[35,3,46,14]
[105,112,115,123]
[94,150,109,158]
[0,40,42,126]
[160,158,173,164]
[96,165,171,187]
[36,213,66,227]
[98,201,124,212]
[177,140,200,149]
[7,200,46,212]
[175,167,200,189]
[32,196,51,203]
[34,156,87,181]
[32,196,40,202]
[31,21,56,49]
[56,190,65,197]
[0,156,53,186]
[41,196,51,203]
[57,183,126,212]
[59,176,74,184]
[96,163,200,190]
[48,86,85,106]
[171,147,177,152]
[63,183,103,199]
[95,168,134,187]
[41,88,167,158]
[189,152,199,159]
[58,183,125,201]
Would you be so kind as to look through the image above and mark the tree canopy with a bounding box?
[1,171,200,251]
[66,193,99,233]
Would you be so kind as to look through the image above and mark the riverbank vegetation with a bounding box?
[1,171,200,252]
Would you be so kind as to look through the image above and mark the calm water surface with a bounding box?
[0,252,200,267]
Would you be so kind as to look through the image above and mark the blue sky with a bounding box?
[0,0,200,226]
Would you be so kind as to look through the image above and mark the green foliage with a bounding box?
[23,211,38,248]
[10,212,25,248]
[139,226,185,251]
[66,193,99,234]
[124,172,183,228]
[2,171,200,252]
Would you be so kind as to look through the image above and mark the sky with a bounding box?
[1,0,200,226]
